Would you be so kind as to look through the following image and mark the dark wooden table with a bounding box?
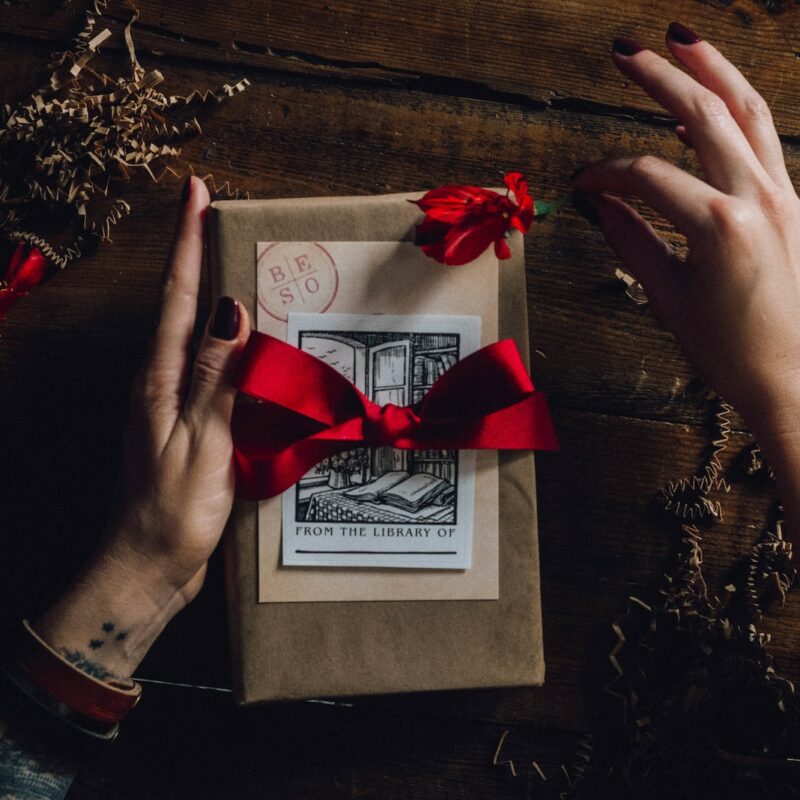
[1,2,798,797]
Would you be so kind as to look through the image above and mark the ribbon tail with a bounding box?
[234,438,347,501]
[395,393,559,451]
[232,402,365,501]
[471,392,558,449]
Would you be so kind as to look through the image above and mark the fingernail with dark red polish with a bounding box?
[572,192,601,227]
[181,177,192,205]
[612,37,644,56]
[667,21,701,45]
[211,296,240,340]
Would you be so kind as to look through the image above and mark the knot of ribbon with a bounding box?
[231,332,558,501]
[363,403,422,445]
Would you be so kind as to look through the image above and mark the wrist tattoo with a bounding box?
[55,622,130,681]
[58,648,116,681]
[0,730,75,800]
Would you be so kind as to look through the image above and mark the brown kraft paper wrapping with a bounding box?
[209,192,544,703]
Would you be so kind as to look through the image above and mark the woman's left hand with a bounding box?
[34,177,250,678]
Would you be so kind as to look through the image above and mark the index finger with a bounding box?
[611,39,771,197]
[664,24,792,191]
[148,176,211,398]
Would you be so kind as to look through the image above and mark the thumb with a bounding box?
[184,296,251,427]
[585,192,687,323]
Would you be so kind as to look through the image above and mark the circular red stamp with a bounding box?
[257,242,339,322]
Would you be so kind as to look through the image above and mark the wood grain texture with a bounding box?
[3,35,788,428]
[0,3,797,797]
[66,682,582,800]
[5,0,800,135]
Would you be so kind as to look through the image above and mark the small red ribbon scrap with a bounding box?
[0,243,47,319]
[232,332,559,501]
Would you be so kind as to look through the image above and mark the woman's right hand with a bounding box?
[573,22,800,431]
[571,22,800,540]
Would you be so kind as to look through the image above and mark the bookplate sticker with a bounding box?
[281,312,480,569]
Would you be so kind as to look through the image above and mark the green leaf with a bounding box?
[534,192,573,218]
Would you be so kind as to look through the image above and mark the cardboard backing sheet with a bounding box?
[209,192,544,703]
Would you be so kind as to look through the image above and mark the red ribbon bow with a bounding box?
[232,332,558,500]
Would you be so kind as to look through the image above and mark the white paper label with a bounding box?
[281,312,480,569]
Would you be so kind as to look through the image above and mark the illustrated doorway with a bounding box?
[368,340,410,477]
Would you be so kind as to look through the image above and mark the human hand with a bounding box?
[572,22,800,435]
[35,177,250,677]
[111,176,251,600]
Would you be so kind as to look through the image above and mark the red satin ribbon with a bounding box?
[232,332,559,500]
[0,243,47,318]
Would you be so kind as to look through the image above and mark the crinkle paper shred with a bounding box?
[0,2,249,269]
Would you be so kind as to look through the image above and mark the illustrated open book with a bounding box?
[344,471,455,512]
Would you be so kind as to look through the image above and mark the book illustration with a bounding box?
[255,243,496,582]
[343,470,409,501]
[379,473,453,513]
[280,311,480,571]
[293,327,460,525]
[343,471,455,514]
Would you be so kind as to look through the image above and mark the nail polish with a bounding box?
[612,37,644,56]
[667,21,701,45]
[572,192,601,227]
[211,296,240,340]
[181,176,192,205]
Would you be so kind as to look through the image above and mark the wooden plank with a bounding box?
[0,32,793,738]
[357,406,788,731]
[61,408,791,800]
[67,682,582,799]
[63,390,795,787]
[21,400,782,732]
[2,7,798,799]
[5,1,800,136]
[2,36,791,430]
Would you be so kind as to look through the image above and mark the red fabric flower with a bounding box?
[410,172,534,265]
[0,243,47,319]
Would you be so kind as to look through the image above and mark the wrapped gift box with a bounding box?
[209,191,545,703]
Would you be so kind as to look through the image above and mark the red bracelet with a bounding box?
[9,620,142,726]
